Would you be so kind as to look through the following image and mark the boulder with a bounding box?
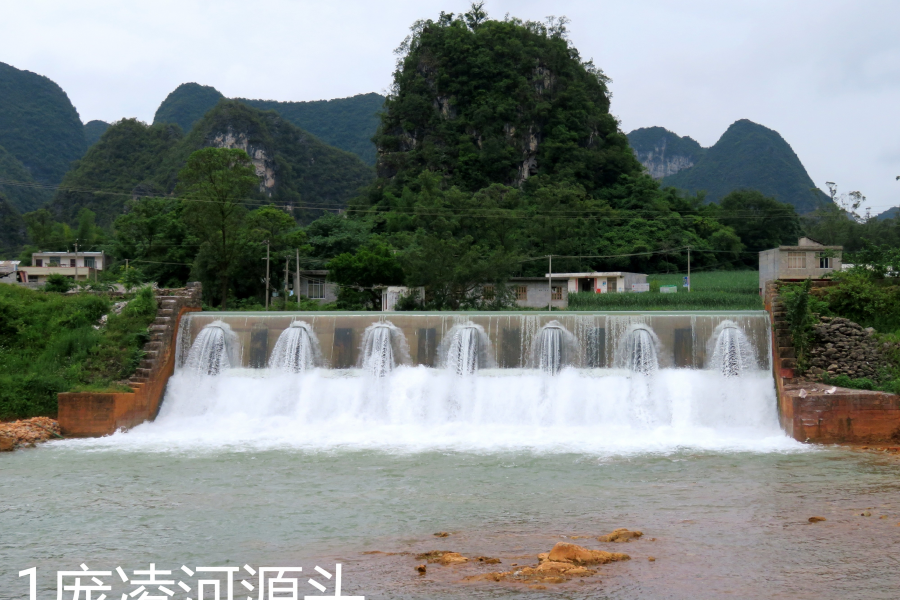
[547,542,630,565]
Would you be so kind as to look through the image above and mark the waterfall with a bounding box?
[184,321,238,375]
[440,323,494,375]
[615,324,660,374]
[268,321,324,373]
[359,321,410,377]
[530,321,579,374]
[709,321,757,377]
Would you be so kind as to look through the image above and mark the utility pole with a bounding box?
[295,248,300,304]
[284,257,289,309]
[548,254,552,312]
[264,240,270,310]
[74,241,78,283]
[687,246,691,293]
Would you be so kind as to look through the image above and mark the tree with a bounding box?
[113,197,194,287]
[326,241,404,310]
[177,147,259,308]
[715,190,800,265]
[44,273,72,293]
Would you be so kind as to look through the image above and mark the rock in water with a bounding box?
[547,542,630,565]
[597,528,643,542]
[808,516,827,523]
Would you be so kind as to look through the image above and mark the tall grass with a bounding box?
[568,270,762,311]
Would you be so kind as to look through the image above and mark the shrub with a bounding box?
[44,273,73,293]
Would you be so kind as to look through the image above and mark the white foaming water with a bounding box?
[182,321,239,375]
[359,321,411,377]
[268,321,324,372]
[73,365,799,455]
[709,320,758,377]
[529,320,580,374]
[439,322,495,375]
[614,324,660,374]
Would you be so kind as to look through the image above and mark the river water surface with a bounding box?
[3,366,900,599]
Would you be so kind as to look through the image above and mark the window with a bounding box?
[35,259,42,267]
[28,275,38,282]
[48,259,60,267]
[515,285,527,301]
[308,278,325,300]
[482,284,495,300]
[818,254,832,269]
[84,257,95,268]
[69,259,76,267]
[551,286,563,300]
[787,252,806,269]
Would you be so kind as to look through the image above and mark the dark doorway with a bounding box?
[580,278,594,292]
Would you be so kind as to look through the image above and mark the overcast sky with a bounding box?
[2,0,898,212]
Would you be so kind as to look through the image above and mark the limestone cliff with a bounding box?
[626,127,705,180]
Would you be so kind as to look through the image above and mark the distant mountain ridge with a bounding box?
[628,120,829,213]
[153,83,385,165]
[50,101,374,227]
[0,62,86,186]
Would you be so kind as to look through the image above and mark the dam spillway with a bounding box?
[150,311,783,452]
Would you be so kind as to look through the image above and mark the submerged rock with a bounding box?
[597,528,643,543]
[808,516,827,523]
[416,551,468,565]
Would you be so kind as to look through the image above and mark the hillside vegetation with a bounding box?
[50,102,374,227]
[83,120,110,147]
[658,120,830,213]
[0,61,86,185]
[0,286,159,419]
[153,83,385,165]
[0,193,27,258]
[0,144,52,213]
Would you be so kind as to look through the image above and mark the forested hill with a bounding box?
[0,62,86,186]
[0,143,51,213]
[152,83,385,165]
[49,101,374,227]
[0,193,27,258]
[629,120,829,214]
[83,120,110,147]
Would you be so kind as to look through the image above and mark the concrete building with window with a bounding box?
[509,277,569,309]
[16,251,107,283]
[295,270,339,303]
[758,237,842,294]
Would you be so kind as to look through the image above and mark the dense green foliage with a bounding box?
[0,285,157,419]
[83,120,109,147]
[152,83,224,134]
[713,190,802,266]
[662,120,830,214]
[569,270,761,311]
[0,193,27,258]
[802,197,900,252]
[242,93,385,165]
[0,61,86,185]
[373,12,639,192]
[153,83,385,165]
[0,143,52,213]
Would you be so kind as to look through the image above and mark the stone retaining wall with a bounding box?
[765,281,900,443]
[57,283,202,437]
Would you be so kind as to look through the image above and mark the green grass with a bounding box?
[568,270,762,311]
[0,285,157,419]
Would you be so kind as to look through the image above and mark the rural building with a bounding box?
[552,271,649,294]
[295,270,338,303]
[509,277,569,309]
[759,237,842,294]
[16,251,107,283]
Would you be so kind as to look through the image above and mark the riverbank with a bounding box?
[0,417,61,450]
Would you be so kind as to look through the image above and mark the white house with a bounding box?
[16,251,107,283]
